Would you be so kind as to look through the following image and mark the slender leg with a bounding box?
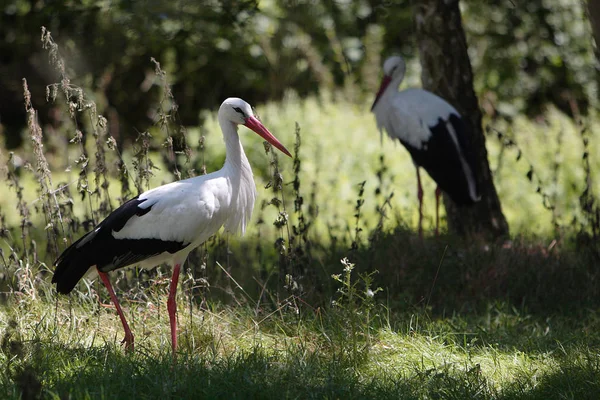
[167,263,181,354]
[435,186,442,237]
[416,167,424,239]
[98,269,134,352]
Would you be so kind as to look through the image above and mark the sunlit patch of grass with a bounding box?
[2,91,596,254]
[488,109,600,235]
[2,296,600,399]
[193,93,600,241]
[196,92,419,242]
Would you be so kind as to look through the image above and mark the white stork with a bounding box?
[53,97,291,352]
[371,55,480,237]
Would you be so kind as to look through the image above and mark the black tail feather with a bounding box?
[52,232,96,294]
[52,196,189,294]
[53,229,186,294]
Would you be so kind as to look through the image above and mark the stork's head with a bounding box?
[382,55,406,78]
[371,55,406,111]
[220,97,292,157]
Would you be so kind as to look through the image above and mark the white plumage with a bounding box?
[375,88,458,149]
[53,97,291,352]
[371,55,480,237]
[113,165,253,267]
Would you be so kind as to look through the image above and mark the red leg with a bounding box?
[98,269,134,352]
[435,186,442,237]
[416,167,424,239]
[167,263,181,354]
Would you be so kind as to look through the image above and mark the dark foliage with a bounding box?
[1,0,596,149]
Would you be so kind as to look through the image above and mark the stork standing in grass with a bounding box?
[370,55,480,237]
[53,97,292,352]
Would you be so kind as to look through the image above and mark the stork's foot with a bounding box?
[121,331,135,353]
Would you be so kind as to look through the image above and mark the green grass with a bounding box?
[1,37,600,398]
[198,93,600,238]
[3,92,597,243]
[2,293,600,399]
[1,224,600,399]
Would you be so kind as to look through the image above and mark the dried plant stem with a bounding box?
[23,79,62,257]
[151,57,192,180]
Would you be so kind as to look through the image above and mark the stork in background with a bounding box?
[371,55,480,238]
[53,97,292,353]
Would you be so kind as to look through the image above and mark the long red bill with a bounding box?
[244,116,292,158]
[370,75,392,111]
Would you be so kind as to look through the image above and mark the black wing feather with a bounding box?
[52,196,186,294]
[401,114,479,205]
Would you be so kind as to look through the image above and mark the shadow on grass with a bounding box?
[499,351,600,400]
[348,226,600,318]
[199,224,600,325]
[2,338,600,400]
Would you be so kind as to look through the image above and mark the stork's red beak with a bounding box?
[370,75,392,111]
[244,116,292,158]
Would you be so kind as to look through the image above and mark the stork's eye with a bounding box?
[232,107,245,117]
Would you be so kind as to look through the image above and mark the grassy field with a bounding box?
[1,38,600,398]
[2,282,600,399]
[3,93,597,242]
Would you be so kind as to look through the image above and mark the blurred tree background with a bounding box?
[0,0,596,151]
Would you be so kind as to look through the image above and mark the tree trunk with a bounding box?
[587,0,600,62]
[413,0,509,240]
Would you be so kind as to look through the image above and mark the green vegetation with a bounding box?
[1,0,596,148]
[1,5,600,399]
[2,267,600,398]
[0,296,600,399]
[2,86,600,398]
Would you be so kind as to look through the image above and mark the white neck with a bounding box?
[217,113,257,235]
[387,70,405,99]
[218,116,247,170]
